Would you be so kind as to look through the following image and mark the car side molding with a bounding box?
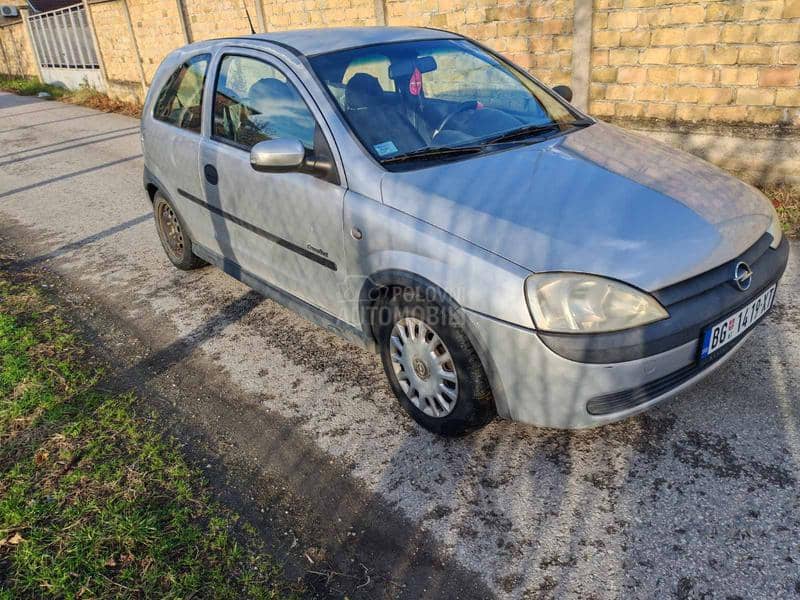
[192,243,371,350]
[177,188,337,271]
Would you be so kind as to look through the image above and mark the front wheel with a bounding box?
[377,288,495,436]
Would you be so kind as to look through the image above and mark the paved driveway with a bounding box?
[1,91,799,599]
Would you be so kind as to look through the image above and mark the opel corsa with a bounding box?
[141,27,789,435]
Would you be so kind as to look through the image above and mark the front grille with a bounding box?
[653,234,772,307]
[586,336,743,416]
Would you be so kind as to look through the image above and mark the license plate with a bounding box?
[700,285,776,360]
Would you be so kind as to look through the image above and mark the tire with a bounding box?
[153,192,205,270]
[377,287,495,436]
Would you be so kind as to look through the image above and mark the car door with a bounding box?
[144,53,211,242]
[198,49,348,318]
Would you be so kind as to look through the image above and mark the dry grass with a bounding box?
[763,185,800,239]
[0,76,140,117]
[62,85,142,118]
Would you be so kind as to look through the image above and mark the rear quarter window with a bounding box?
[153,54,211,133]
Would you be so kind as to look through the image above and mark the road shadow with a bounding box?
[0,126,141,160]
[0,103,76,117]
[15,213,151,268]
[0,155,141,199]
[0,92,43,110]
[0,111,109,135]
[0,130,141,168]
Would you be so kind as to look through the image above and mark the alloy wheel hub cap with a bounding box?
[389,317,459,418]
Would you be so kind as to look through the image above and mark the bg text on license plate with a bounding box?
[700,285,776,360]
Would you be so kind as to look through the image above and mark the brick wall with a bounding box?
[86,0,577,90]
[183,0,257,40]
[91,0,144,92]
[5,0,797,127]
[591,0,800,126]
[265,0,377,30]
[128,0,185,80]
[385,0,574,87]
[0,21,38,78]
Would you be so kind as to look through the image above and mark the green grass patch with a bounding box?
[0,274,300,599]
[0,75,66,98]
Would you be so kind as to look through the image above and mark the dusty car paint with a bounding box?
[142,27,788,428]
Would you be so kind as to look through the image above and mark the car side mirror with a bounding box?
[553,85,573,102]
[250,139,306,172]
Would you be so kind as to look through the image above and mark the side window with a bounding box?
[153,54,210,132]
[213,55,317,151]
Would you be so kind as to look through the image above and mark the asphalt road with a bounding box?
[1,91,799,599]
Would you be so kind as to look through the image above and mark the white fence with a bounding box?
[27,4,98,71]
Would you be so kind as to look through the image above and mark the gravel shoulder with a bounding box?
[2,91,800,599]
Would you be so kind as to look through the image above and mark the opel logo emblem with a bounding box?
[733,261,753,291]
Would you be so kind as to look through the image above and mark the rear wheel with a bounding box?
[377,288,494,436]
[153,192,204,270]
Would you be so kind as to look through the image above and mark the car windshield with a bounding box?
[309,39,579,164]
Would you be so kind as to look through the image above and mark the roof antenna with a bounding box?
[242,1,256,34]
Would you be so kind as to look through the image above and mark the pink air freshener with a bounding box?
[409,67,422,96]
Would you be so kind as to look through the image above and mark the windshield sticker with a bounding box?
[374,141,399,156]
[409,67,423,96]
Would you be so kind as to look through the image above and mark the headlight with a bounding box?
[525,273,668,333]
[767,206,782,249]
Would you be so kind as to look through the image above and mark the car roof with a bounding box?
[227,26,460,57]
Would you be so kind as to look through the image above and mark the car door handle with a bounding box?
[204,164,218,185]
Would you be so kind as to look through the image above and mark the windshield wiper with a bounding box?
[481,118,594,145]
[381,145,485,165]
[381,118,595,164]
[481,122,562,145]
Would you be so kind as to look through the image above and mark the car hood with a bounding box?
[380,121,772,291]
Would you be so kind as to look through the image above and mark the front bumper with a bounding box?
[466,308,755,428]
[464,237,789,429]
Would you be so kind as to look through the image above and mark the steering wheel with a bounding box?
[432,100,481,140]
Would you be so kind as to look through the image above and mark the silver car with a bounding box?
[141,27,788,435]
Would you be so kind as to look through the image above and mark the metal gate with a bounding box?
[25,4,104,91]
